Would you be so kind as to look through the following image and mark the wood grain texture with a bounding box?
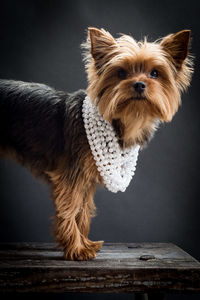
[0,243,199,293]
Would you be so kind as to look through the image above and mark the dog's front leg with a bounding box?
[75,183,103,253]
[48,170,100,260]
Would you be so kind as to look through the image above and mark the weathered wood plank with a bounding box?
[0,243,199,293]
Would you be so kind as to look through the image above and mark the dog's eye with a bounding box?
[117,68,127,80]
[150,69,158,78]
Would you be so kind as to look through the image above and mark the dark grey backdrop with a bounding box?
[0,1,199,299]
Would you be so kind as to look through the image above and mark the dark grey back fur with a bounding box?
[0,79,87,180]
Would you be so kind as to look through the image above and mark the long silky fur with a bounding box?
[0,79,103,260]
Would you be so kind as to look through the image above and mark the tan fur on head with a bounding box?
[82,28,193,147]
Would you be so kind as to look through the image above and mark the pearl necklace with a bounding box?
[82,96,140,193]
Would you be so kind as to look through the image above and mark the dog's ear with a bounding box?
[88,27,116,68]
[160,30,191,68]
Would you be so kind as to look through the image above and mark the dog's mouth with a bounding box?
[134,97,146,101]
[128,96,147,101]
[118,96,147,105]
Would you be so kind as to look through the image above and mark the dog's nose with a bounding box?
[133,81,146,93]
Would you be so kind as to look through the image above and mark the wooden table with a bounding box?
[0,243,200,299]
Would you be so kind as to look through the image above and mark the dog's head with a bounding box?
[82,28,193,146]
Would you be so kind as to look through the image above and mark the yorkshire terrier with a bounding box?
[0,28,193,260]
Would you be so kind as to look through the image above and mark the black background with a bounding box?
[0,1,200,299]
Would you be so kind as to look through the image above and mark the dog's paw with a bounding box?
[64,236,103,260]
[89,240,103,252]
[63,240,103,261]
[82,238,103,252]
[77,247,97,261]
[64,245,97,261]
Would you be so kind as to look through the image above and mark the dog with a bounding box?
[0,27,193,260]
